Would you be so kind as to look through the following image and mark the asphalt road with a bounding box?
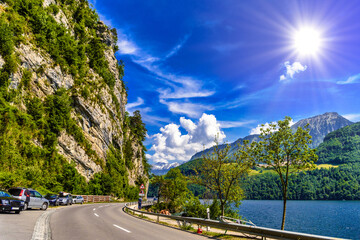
[51,203,209,240]
[0,209,45,240]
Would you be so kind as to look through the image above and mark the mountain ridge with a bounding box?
[189,112,353,161]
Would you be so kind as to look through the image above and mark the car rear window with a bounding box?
[8,189,22,196]
[0,191,11,197]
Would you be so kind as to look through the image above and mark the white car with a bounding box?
[72,196,84,204]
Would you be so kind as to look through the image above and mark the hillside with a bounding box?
[317,122,360,164]
[0,0,148,198]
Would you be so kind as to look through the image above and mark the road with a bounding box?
[51,203,209,240]
[0,209,45,240]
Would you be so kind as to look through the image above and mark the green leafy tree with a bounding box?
[193,139,253,216]
[253,116,318,230]
[161,168,189,212]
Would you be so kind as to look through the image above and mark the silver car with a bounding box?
[58,193,72,205]
[8,188,49,210]
[72,196,84,204]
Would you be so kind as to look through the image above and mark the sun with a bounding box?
[293,27,322,56]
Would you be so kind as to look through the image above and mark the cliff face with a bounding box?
[0,0,148,192]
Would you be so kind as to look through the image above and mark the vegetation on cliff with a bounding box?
[0,0,148,199]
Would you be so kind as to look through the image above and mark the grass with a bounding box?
[249,163,339,176]
[315,164,339,169]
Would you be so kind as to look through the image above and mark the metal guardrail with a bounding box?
[124,202,346,240]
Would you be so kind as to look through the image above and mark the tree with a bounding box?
[160,168,189,212]
[253,116,318,230]
[193,139,253,216]
[150,174,165,204]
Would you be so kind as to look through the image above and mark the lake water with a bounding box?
[235,200,360,239]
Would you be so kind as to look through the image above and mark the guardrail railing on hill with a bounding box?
[80,195,111,203]
[124,202,346,240]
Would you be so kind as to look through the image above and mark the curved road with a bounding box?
[51,203,209,240]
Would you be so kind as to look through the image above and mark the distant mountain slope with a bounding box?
[317,122,360,164]
[189,112,353,162]
[292,112,353,148]
[190,134,260,161]
[151,162,180,175]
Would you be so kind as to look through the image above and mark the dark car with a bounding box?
[45,194,59,206]
[0,190,24,214]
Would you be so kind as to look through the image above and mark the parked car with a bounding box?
[8,187,49,210]
[0,190,24,214]
[44,194,59,206]
[72,195,84,204]
[58,192,72,205]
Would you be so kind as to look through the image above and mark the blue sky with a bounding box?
[90,0,360,168]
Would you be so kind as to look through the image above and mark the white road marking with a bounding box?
[99,206,103,208]
[105,204,110,207]
[31,210,55,240]
[113,224,131,233]
[94,213,99,217]
[93,208,96,211]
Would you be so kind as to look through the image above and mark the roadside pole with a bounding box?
[206,208,210,231]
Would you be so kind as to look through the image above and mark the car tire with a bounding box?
[24,202,28,210]
[15,210,20,214]
[41,203,48,211]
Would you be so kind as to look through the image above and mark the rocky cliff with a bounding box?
[0,0,148,195]
[291,112,353,148]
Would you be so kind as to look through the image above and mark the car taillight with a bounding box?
[20,190,24,196]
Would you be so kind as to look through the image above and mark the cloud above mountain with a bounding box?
[249,119,295,135]
[147,113,225,164]
[280,61,307,81]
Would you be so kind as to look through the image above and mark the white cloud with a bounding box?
[114,30,215,113]
[219,120,255,128]
[336,73,360,85]
[280,61,307,81]
[159,99,213,118]
[343,113,360,122]
[148,113,226,164]
[117,40,138,55]
[126,97,144,112]
[165,35,190,59]
[249,119,295,135]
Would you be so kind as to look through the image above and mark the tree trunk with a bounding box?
[281,191,287,230]
[220,202,225,216]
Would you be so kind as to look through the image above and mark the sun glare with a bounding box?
[293,27,322,56]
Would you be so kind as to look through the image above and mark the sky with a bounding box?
[90,0,360,169]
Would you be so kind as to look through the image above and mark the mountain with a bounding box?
[190,134,260,161]
[291,112,353,148]
[317,122,360,164]
[0,0,148,196]
[189,112,353,162]
[151,162,180,176]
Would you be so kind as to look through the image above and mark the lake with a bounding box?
[235,200,360,239]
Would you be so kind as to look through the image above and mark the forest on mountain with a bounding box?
[172,118,360,200]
